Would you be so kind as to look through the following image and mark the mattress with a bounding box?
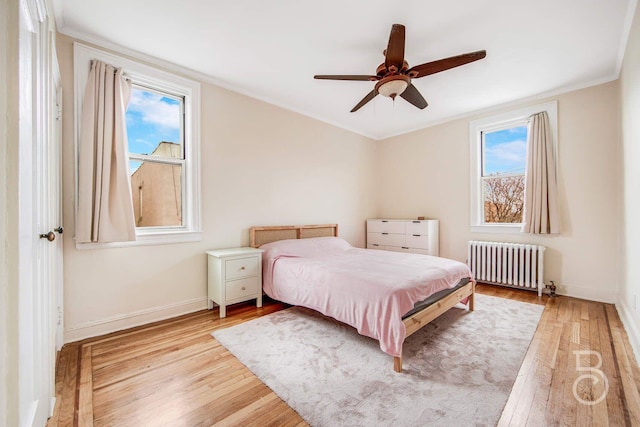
[401,277,471,319]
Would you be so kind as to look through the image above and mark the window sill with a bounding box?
[471,224,523,234]
[74,230,202,250]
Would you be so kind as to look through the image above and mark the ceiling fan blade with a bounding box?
[385,24,405,70]
[408,50,487,79]
[314,75,378,81]
[400,84,428,109]
[351,90,378,112]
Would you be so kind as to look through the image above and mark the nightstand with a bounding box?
[206,247,263,318]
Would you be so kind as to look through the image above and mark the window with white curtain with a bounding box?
[74,43,201,248]
[469,101,557,233]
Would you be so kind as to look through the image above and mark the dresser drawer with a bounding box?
[405,221,430,235]
[367,232,405,247]
[406,234,429,249]
[367,220,406,234]
[226,277,258,301]
[225,257,259,280]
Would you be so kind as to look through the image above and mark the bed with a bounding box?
[250,224,475,372]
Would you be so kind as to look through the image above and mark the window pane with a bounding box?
[483,175,524,223]
[482,125,527,176]
[126,86,183,159]
[130,161,182,227]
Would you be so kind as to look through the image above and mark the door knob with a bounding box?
[39,231,55,242]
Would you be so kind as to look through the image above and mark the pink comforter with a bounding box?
[261,237,472,357]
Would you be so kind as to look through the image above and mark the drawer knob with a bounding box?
[241,286,246,291]
[240,266,245,270]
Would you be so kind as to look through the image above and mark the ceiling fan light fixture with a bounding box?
[375,75,410,99]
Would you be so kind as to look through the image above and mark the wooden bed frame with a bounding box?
[249,224,475,372]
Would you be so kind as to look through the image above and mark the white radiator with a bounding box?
[468,241,546,296]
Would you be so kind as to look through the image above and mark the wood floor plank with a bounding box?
[607,304,640,425]
[48,287,640,427]
[47,343,80,427]
[78,344,94,427]
[498,303,550,426]
[523,319,564,425]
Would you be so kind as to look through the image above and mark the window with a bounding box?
[469,101,557,233]
[481,123,527,224]
[127,86,184,228]
[74,43,201,248]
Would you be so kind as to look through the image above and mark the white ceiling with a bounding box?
[53,0,636,140]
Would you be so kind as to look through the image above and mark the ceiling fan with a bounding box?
[314,24,486,112]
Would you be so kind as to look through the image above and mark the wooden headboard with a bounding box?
[249,224,338,248]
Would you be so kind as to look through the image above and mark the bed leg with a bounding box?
[394,356,403,373]
[469,290,475,312]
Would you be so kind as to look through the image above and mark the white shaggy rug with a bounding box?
[212,294,544,427]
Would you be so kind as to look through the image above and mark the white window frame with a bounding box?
[73,43,201,249]
[469,101,557,233]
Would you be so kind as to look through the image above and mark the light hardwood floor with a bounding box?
[47,284,640,426]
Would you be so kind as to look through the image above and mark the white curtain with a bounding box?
[521,111,560,234]
[76,60,136,243]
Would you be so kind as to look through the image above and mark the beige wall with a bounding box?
[619,3,640,355]
[57,34,377,340]
[1,0,20,425]
[376,82,621,303]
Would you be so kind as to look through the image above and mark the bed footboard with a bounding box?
[394,280,475,372]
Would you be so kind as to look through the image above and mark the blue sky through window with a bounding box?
[482,125,527,176]
[126,87,182,173]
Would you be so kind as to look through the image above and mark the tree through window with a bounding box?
[481,124,527,223]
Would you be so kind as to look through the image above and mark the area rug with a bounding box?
[212,294,544,427]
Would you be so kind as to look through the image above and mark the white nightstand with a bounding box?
[206,247,263,318]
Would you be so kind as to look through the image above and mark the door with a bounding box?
[18,0,61,425]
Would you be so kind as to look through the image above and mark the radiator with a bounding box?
[468,241,546,296]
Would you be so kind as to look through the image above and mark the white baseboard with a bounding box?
[554,283,617,304]
[64,297,208,343]
[615,300,640,363]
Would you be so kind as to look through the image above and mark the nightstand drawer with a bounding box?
[226,277,258,301]
[225,257,259,280]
